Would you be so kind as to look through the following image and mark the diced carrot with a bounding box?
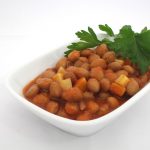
[75,77,87,91]
[110,82,126,96]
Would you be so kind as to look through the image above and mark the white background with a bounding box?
[0,0,150,149]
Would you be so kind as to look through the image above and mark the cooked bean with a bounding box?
[90,67,104,81]
[46,101,59,114]
[66,66,77,73]
[76,111,91,121]
[105,72,117,82]
[88,54,100,63]
[115,59,124,65]
[62,87,83,101]
[123,65,135,74]
[81,63,90,70]
[100,78,110,92]
[50,82,62,98]
[90,58,107,69]
[126,79,139,96]
[103,51,115,63]
[108,62,122,71]
[66,60,73,67]
[56,57,67,69]
[105,69,113,74]
[79,57,88,63]
[64,71,77,83]
[80,49,94,57]
[87,78,100,93]
[42,69,56,78]
[140,74,148,87]
[74,60,83,67]
[83,91,95,100]
[25,84,39,98]
[68,50,80,62]
[36,78,52,89]
[86,101,99,114]
[74,67,89,79]
[98,104,109,116]
[65,102,79,115]
[57,107,70,118]
[95,44,108,57]
[99,92,110,100]
[107,97,119,108]
[116,70,128,77]
[32,94,49,108]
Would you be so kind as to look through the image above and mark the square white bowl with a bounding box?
[6,44,150,136]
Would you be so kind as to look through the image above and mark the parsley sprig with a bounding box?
[65,24,150,74]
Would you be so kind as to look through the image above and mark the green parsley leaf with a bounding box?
[65,27,100,56]
[99,24,114,36]
[108,25,150,73]
[141,27,148,33]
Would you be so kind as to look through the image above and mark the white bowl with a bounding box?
[6,44,150,136]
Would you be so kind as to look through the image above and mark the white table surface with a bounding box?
[0,0,150,149]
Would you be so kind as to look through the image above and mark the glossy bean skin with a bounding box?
[62,87,83,102]
[107,97,120,108]
[108,62,122,71]
[100,78,110,92]
[123,65,135,74]
[42,69,55,78]
[80,49,94,57]
[95,44,108,57]
[76,111,91,121]
[65,102,79,115]
[46,101,59,114]
[90,67,104,81]
[36,78,52,89]
[83,91,95,100]
[116,70,128,77]
[81,63,90,70]
[86,101,99,114]
[88,54,100,63]
[32,94,49,108]
[98,92,110,100]
[98,103,110,116]
[105,72,117,82]
[126,79,139,96]
[90,58,107,69]
[102,51,115,63]
[87,78,100,93]
[68,50,80,62]
[24,84,39,98]
[74,67,89,79]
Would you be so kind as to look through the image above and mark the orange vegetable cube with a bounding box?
[75,77,87,91]
[110,82,126,96]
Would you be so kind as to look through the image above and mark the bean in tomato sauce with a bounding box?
[23,44,150,121]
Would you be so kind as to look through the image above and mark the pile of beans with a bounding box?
[23,44,150,121]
